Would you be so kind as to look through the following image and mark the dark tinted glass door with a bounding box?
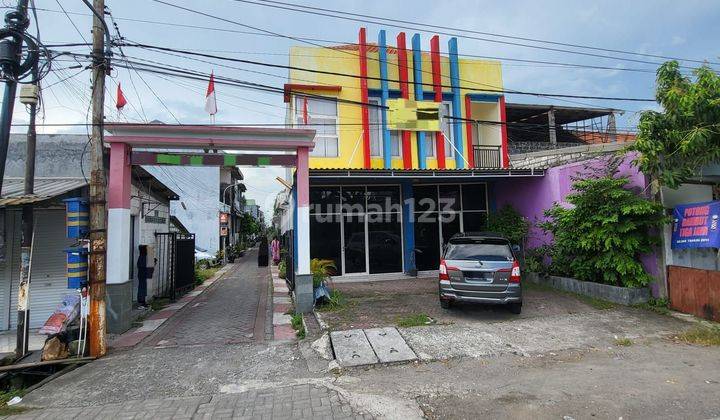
[343,214,366,274]
[310,216,342,274]
[440,212,461,248]
[414,213,440,271]
[368,213,403,274]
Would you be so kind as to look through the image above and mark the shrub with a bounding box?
[539,176,667,288]
[524,246,550,274]
[278,259,286,279]
[487,205,529,246]
[310,258,336,288]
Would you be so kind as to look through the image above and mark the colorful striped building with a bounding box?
[284,28,544,277]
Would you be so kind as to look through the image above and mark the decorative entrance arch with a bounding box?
[105,124,315,331]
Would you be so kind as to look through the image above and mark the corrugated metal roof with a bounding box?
[0,177,87,207]
[309,168,545,178]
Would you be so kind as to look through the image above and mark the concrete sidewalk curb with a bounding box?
[269,265,296,342]
[109,264,234,350]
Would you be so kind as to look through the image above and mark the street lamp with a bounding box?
[222,181,243,264]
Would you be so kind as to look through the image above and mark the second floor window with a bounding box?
[369,98,401,158]
[295,97,339,157]
[429,102,455,158]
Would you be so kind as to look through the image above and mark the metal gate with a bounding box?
[155,232,196,300]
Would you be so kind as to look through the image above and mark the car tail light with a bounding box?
[509,260,521,283]
[439,260,449,281]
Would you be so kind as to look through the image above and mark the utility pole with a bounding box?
[0,0,36,193]
[88,0,108,358]
[15,65,38,358]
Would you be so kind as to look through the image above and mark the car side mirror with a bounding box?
[512,245,520,254]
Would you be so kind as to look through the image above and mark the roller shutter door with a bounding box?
[10,209,75,329]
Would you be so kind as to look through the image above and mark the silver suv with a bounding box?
[438,233,522,314]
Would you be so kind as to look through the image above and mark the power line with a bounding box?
[146,0,658,108]
[240,0,719,67]
[117,41,656,102]
[21,6,703,76]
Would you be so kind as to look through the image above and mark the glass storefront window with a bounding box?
[366,186,400,212]
[341,186,365,213]
[462,184,487,211]
[310,187,340,214]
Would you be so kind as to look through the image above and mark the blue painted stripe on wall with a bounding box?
[411,33,426,169]
[378,30,393,169]
[293,185,298,271]
[368,89,453,102]
[448,38,465,169]
[467,93,501,102]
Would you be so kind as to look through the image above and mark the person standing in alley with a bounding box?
[137,245,148,309]
[271,236,281,265]
[258,236,269,267]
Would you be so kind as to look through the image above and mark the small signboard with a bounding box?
[219,212,229,225]
[671,201,720,249]
[220,226,228,237]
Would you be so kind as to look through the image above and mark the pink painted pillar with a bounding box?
[296,146,310,276]
[107,142,132,285]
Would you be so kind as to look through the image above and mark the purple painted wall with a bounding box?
[497,154,661,284]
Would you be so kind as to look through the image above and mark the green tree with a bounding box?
[539,176,668,287]
[632,61,720,189]
[487,205,530,246]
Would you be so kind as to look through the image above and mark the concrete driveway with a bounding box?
[318,277,691,360]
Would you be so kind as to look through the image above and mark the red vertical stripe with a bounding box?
[397,32,412,169]
[359,28,372,169]
[464,95,475,168]
[430,35,446,169]
[499,95,510,168]
[302,97,308,125]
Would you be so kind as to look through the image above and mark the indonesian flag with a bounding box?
[205,71,217,115]
[116,83,127,110]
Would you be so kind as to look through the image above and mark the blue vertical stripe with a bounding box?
[411,33,426,169]
[292,185,298,272]
[378,30,392,169]
[448,37,465,168]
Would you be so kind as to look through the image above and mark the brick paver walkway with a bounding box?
[145,250,269,347]
[13,384,373,419]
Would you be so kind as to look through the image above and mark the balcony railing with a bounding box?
[472,145,502,168]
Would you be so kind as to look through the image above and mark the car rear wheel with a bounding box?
[508,302,522,314]
[440,299,452,309]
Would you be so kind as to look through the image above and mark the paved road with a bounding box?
[17,250,374,419]
[146,250,269,347]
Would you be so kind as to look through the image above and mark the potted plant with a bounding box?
[310,258,335,304]
[278,259,286,279]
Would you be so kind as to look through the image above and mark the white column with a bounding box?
[296,146,310,275]
[106,142,132,285]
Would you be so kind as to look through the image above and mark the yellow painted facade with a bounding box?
[287,36,504,170]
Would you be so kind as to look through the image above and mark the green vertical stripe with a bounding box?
[257,156,271,166]
[190,155,203,166]
[157,154,182,165]
[224,154,236,166]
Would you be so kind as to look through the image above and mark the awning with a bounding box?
[309,168,544,179]
[0,177,87,207]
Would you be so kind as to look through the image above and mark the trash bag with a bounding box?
[41,336,69,361]
[314,282,331,305]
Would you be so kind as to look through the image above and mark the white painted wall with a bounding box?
[143,166,221,255]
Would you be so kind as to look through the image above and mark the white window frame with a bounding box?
[369,97,401,158]
[436,101,455,158]
[293,95,339,158]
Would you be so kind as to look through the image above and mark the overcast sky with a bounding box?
[4,0,720,215]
